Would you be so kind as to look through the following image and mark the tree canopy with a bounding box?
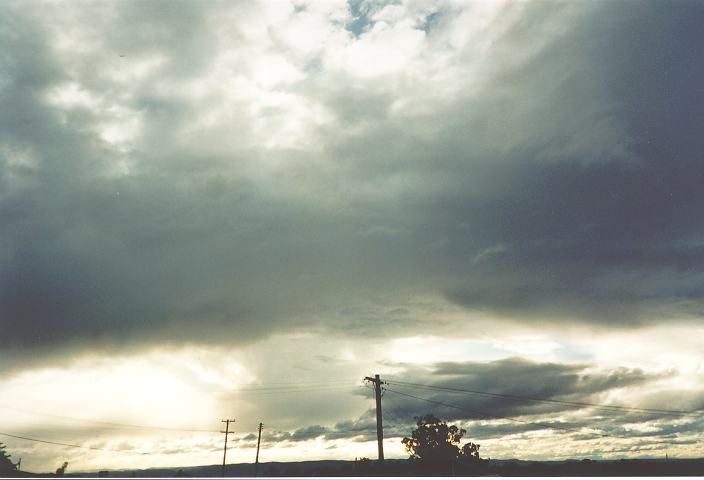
[0,443,16,474]
[402,414,480,468]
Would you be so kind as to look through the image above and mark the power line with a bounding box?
[384,387,618,439]
[380,391,414,427]
[230,385,362,395]
[0,385,364,433]
[385,380,698,417]
[214,382,356,391]
[0,431,149,455]
[1,406,218,433]
[221,380,355,386]
[194,381,358,393]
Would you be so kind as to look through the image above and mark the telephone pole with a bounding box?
[253,422,263,477]
[221,419,235,477]
[364,374,385,465]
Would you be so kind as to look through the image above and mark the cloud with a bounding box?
[382,358,671,422]
[236,356,702,450]
[1,0,703,374]
[377,358,704,456]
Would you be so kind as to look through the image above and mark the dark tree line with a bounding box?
[0,443,18,475]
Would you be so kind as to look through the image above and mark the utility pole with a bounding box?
[253,422,263,477]
[221,419,235,477]
[364,374,385,465]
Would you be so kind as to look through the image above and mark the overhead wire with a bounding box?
[379,389,415,430]
[384,387,619,439]
[0,384,364,434]
[5,376,680,461]
[230,385,363,395]
[1,406,219,433]
[0,431,149,455]
[223,380,357,386]
[216,381,357,391]
[0,380,364,462]
[384,379,698,417]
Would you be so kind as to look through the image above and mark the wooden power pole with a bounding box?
[254,422,263,477]
[364,374,385,465]
[221,419,235,477]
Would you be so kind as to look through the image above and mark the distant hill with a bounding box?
[66,459,379,477]
[51,457,704,477]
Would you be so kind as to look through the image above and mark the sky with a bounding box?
[1,0,704,473]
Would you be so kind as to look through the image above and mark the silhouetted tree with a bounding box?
[0,443,17,474]
[402,414,480,472]
[55,461,69,477]
[460,440,480,461]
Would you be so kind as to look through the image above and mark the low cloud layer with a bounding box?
[381,358,694,421]
[2,345,702,470]
[286,358,704,456]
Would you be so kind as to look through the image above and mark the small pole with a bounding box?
[364,374,385,466]
[254,422,263,477]
[221,419,235,477]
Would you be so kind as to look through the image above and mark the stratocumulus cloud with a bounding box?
[1,0,704,472]
[2,1,704,356]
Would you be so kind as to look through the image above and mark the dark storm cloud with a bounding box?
[297,0,704,327]
[326,410,377,441]
[457,416,704,444]
[251,410,378,444]
[431,2,704,323]
[273,357,701,445]
[290,425,329,441]
[378,358,672,423]
[1,0,704,367]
